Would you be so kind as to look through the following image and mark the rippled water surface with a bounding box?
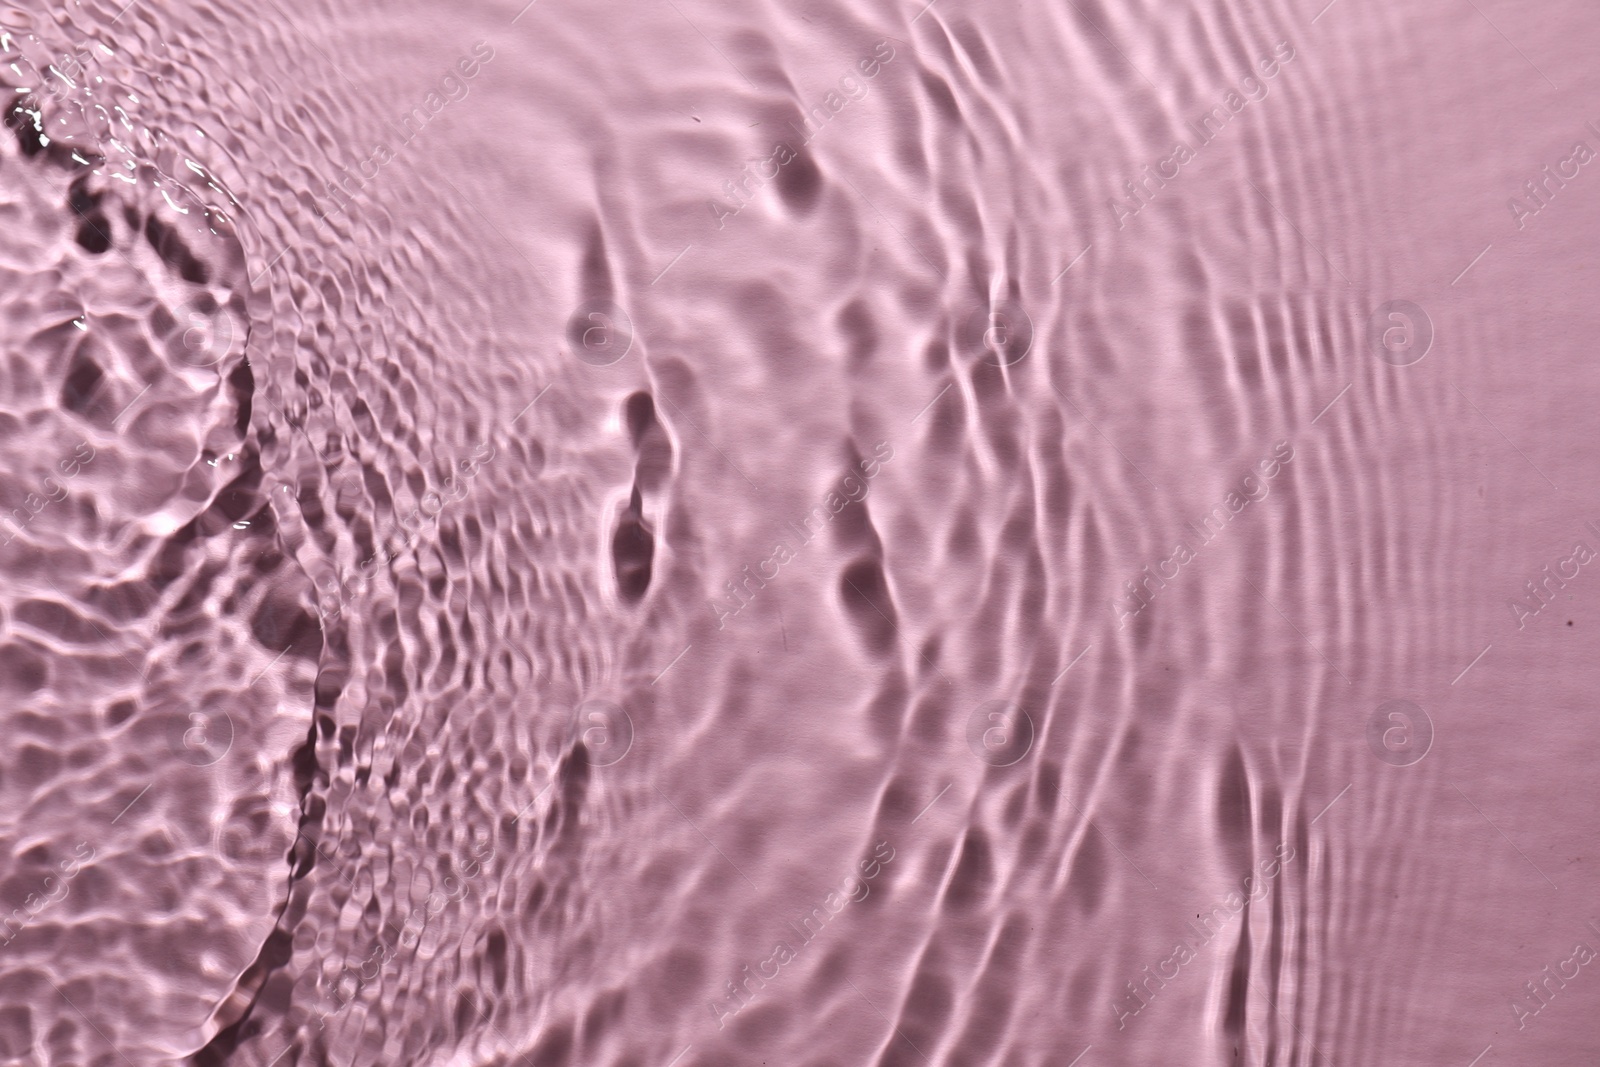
[2,0,1599,1063]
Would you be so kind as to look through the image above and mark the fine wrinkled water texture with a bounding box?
[1,0,1598,1064]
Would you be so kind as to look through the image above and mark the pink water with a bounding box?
[1,0,1598,1064]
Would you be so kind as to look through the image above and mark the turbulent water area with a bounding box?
[0,0,1597,1064]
